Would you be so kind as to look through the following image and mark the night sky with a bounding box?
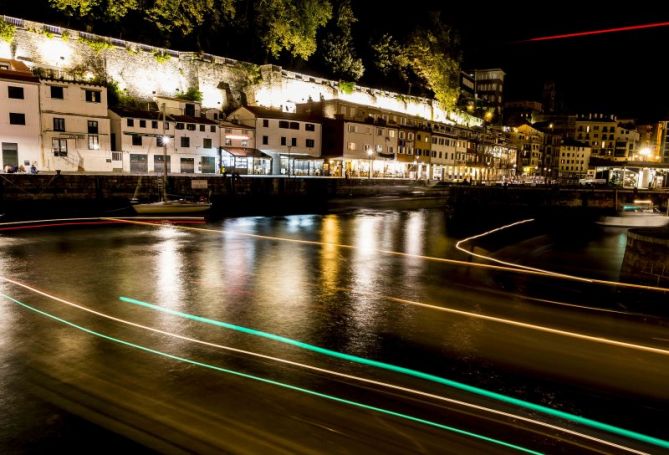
[358,0,668,121]
[2,1,668,121]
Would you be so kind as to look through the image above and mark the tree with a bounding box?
[405,23,461,110]
[320,0,363,80]
[254,0,332,60]
[48,0,139,21]
[372,13,461,110]
[148,0,236,36]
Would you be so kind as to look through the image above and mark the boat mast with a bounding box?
[162,102,167,202]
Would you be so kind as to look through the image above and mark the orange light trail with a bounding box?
[0,277,652,454]
[0,277,646,453]
[528,21,669,42]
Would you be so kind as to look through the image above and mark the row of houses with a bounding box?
[0,57,612,182]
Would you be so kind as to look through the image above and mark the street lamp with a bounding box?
[367,149,373,179]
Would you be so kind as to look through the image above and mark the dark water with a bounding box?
[0,208,667,452]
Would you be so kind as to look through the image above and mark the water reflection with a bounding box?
[320,215,341,295]
[154,227,186,310]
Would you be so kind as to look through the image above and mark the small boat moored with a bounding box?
[596,200,669,228]
[132,199,211,215]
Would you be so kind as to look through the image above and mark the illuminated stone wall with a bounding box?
[0,16,482,127]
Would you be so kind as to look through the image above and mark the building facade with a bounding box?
[474,68,505,122]
[39,77,112,172]
[109,106,219,174]
[227,106,322,176]
[558,141,591,179]
[0,59,40,171]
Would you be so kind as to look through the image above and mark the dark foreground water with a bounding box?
[1,208,668,453]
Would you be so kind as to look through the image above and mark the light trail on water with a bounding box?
[0,276,647,454]
[119,295,669,451]
[0,292,542,455]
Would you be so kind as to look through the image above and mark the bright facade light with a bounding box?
[162,136,170,144]
[639,147,651,157]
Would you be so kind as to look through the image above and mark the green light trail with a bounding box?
[1,293,540,455]
[119,296,669,451]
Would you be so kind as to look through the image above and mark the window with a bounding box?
[187,124,196,131]
[200,124,205,132]
[176,123,185,130]
[52,138,68,156]
[88,135,99,150]
[53,117,65,132]
[262,135,268,145]
[164,122,170,130]
[8,86,23,99]
[389,130,395,138]
[127,119,135,127]
[132,135,142,146]
[181,137,190,147]
[50,86,64,99]
[210,126,216,133]
[85,90,101,103]
[291,137,297,147]
[376,144,382,153]
[140,119,147,129]
[241,140,248,147]
[203,138,212,149]
[306,139,315,148]
[348,142,356,150]
[281,137,286,146]
[377,128,384,136]
[279,120,289,129]
[408,133,414,141]
[9,113,25,125]
[289,122,299,130]
[305,123,315,131]
[399,131,405,139]
[184,104,195,117]
[262,119,269,127]
[88,121,98,134]
[348,124,356,133]
[157,136,165,147]
[224,138,232,146]
[152,121,158,129]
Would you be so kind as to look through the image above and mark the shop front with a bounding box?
[221,147,271,175]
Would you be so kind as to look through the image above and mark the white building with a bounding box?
[219,121,270,175]
[558,140,591,179]
[429,133,458,180]
[109,107,219,174]
[39,77,112,172]
[227,106,322,175]
[0,59,41,171]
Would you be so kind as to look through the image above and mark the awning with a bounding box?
[221,147,268,159]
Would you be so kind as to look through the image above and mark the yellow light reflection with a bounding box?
[320,215,340,294]
[154,227,185,310]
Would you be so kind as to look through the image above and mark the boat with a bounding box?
[596,200,669,227]
[131,102,210,216]
[132,199,211,214]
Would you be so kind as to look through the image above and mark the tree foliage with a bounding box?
[321,0,363,81]
[372,13,461,110]
[48,0,138,21]
[148,0,236,36]
[254,0,332,60]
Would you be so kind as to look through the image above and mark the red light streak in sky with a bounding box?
[528,21,669,42]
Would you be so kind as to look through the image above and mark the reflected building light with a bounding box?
[404,212,425,257]
[154,232,184,310]
[320,216,340,293]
